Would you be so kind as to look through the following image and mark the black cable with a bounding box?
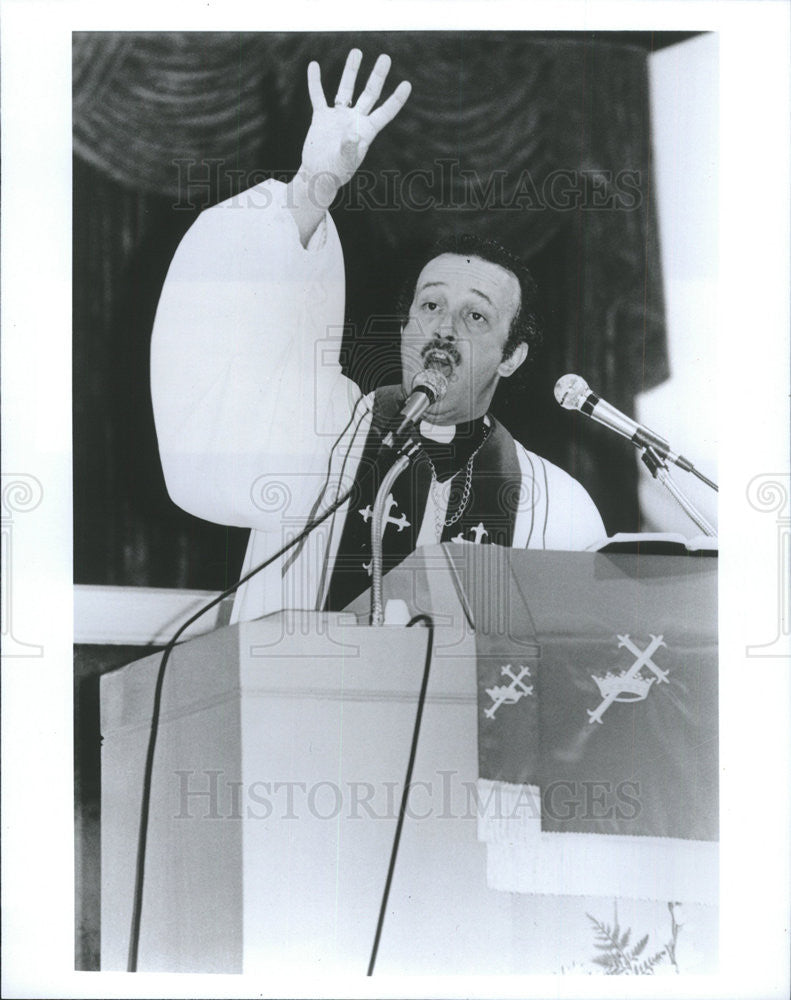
[126,483,354,972]
[366,614,435,977]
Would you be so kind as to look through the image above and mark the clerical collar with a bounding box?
[417,415,488,482]
[419,419,457,443]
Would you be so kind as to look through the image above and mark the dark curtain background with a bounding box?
[73,31,676,590]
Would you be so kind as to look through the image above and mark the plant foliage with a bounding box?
[584,901,682,975]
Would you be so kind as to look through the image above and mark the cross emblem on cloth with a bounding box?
[587,634,669,725]
[484,664,534,719]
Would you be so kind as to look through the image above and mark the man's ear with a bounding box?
[498,342,528,378]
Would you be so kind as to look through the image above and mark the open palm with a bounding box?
[300,50,411,191]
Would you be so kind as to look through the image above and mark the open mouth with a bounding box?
[421,342,461,378]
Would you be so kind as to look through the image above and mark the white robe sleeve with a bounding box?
[513,444,607,551]
[538,458,607,551]
[151,179,357,531]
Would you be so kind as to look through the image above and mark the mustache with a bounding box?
[420,339,462,372]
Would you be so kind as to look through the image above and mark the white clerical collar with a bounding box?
[419,415,491,443]
[419,420,456,443]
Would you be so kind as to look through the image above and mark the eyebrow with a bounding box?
[417,281,496,309]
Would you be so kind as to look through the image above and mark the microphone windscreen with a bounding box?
[554,373,589,410]
[410,367,448,402]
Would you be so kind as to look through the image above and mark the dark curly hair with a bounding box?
[395,233,543,360]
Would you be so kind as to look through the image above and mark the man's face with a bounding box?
[400,253,527,425]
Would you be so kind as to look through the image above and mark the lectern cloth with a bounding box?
[470,550,718,902]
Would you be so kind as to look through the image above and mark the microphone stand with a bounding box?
[640,446,717,537]
[370,438,421,627]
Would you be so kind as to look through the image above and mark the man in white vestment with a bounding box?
[151,49,605,621]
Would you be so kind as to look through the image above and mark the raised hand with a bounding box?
[288,50,411,243]
[300,49,411,191]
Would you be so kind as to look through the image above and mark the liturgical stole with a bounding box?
[323,385,524,611]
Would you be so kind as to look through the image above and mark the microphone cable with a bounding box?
[366,613,435,977]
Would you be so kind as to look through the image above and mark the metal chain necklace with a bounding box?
[426,422,490,537]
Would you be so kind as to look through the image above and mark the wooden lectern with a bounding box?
[100,546,717,974]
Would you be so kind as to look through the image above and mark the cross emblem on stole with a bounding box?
[359,493,410,534]
[452,521,488,544]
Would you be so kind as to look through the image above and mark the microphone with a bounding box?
[554,373,694,472]
[383,368,449,449]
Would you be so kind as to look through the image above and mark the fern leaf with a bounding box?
[619,927,631,950]
[632,933,649,957]
[638,948,667,974]
[586,914,613,946]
